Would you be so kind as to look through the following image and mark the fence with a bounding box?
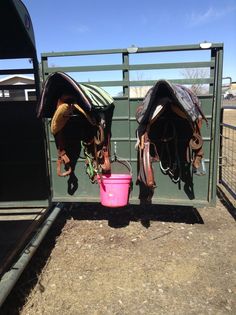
[41,43,223,206]
[219,105,236,199]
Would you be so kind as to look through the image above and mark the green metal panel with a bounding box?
[0,1,49,207]
[0,100,49,207]
[41,43,223,206]
[0,0,37,59]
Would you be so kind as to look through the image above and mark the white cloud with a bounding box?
[187,5,236,27]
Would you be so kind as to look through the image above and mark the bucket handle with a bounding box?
[110,154,133,176]
[111,141,132,175]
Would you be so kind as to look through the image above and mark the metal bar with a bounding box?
[136,43,223,53]
[222,123,236,130]
[80,78,214,87]
[0,84,35,90]
[32,54,40,100]
[0,55,34,60]
[44,61,214,74]
[211,47,224,203]
[129,94,214,101]
[208,48,217,202]
[122,52,129,97]
[0,203,63,307]
[222,105,236,110]
[41,56,49,81]
[45,64,126,73]
[41,48,127,58]
[221,179,236,199]
[219,108,224,182]
[199,94,214,99]
[41,43,223,58]
[128,78,214,85]
[129,61,214,70]
[0,69,34,75]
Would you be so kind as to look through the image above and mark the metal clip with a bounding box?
[113,141,117,161]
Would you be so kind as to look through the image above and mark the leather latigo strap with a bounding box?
[54,132,72,177]
[189,120,204,169]
[100,147,111,173]
[57,149,72,177]
[137,133,156,189]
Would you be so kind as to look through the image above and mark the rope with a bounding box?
[81,141,100,183]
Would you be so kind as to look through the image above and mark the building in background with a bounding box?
[0,75,35,101]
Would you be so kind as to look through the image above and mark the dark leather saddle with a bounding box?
[37,72,114,183]
[135,80,207,192]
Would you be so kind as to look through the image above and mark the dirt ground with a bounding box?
[1,192,236,315]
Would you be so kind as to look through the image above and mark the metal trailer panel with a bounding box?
[41,44,223,206]
[0,0,49,207]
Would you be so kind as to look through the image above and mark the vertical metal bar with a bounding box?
[211,46,224,203]
[41,56,49,81]
[219,107,224,182]
[32,53,40,100]
[122,52,132,162]
[122,52,129,97]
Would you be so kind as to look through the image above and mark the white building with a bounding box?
[0,75,35,101]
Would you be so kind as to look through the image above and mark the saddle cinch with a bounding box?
[37,72,114,183]
[136,80,207,196]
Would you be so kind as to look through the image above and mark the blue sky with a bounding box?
[22,0,236,81]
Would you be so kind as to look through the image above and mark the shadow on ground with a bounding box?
[217,187,236,221]
[68,202,204,228]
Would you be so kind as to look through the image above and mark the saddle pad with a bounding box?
[37,72,114,118]
[79,83,114,110]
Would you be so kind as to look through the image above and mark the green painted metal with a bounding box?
[41,43,224,206]
[0,0,36,59]
[210,48,224,203]
[0,1,49,208]
[0,203,62,306]
[44,61,214,75]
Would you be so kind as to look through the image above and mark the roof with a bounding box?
[0,75,34,85]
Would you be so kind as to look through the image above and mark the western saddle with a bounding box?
[37,72,114,184]
[135,80,207,196]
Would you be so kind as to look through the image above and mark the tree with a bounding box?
[181,68,209,95]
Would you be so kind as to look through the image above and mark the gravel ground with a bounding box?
[1,192,236,315]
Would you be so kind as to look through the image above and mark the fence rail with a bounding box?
[219,105,236,199]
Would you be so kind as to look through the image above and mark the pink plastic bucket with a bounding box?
[98,174,132,207]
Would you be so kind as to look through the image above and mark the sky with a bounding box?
[15,0,236,82]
